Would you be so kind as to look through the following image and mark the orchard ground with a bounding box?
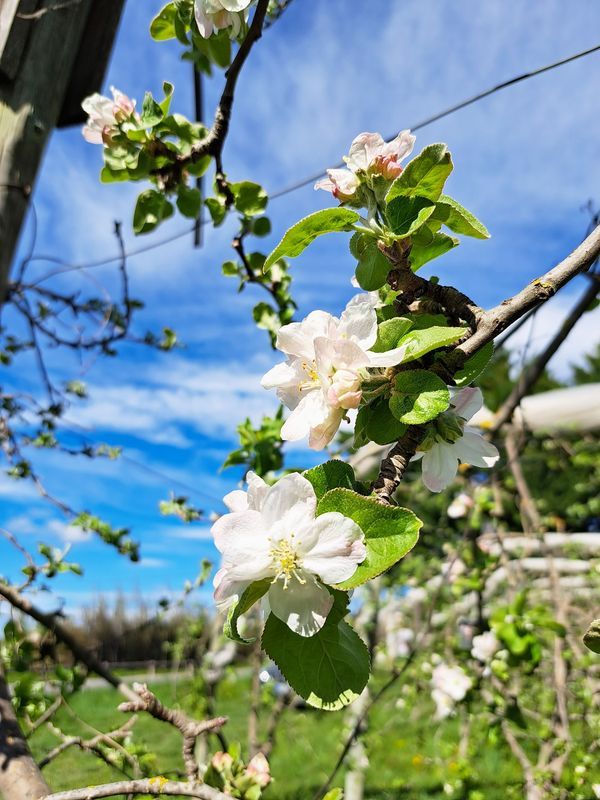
[30,672,530,799]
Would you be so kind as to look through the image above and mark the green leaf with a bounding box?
[409,232,458,271]
[159,81,174,116]
[390,369,450,424]
[317,489,421,588]
[133,190,173,234]
[263,208,360,272]
[140,92,164,127]
[386,195,435,237]
[432,195,490,239]
[176,184,202,218]
[205,196,227,226]
[454,341,494,386]
[397,325,466,363]
[150,3,177,40]
[386,143,453,204]
[222,260,239,277]
[353,236,391,291]
[359,398,407,445]
[253,216,271,237]
[231,181,268,217]
[370,317,414,353]
[207,29,231,68]
[224,579,270,644]
[261,590,369,710]
[303,460,356,500]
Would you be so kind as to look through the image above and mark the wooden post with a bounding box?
[0,0,94,305]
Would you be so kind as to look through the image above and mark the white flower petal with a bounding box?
[276,311,333,360]
[268,573,334,637]
[367,344,408,368]
[421,443,459,492]
[379,129,416,162]
[260,473,317,531]
[451,387,483,421]
[301,512,366,584]
[246,471,269,510]
[314,337,369,380]
[219,0,252,11]
[339,294,378,350]
[213,567,249,607]
[223,489,248,513]
[346,132,385,172]
[308,407,345,450]
[281,389,330,441]
[453,430,500,468]
[211,510,272,580]
[261,360,297,390]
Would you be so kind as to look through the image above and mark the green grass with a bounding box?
[27,672,528,799]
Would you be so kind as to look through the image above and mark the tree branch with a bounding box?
[0,660,51,800]
[118,683,227,780]
[40,780,232,800]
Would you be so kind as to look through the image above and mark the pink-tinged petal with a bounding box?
[268,572,334,637]
[261,472,317,531]
[367,344,408,368]
[346,132,385,172]
[339,293,378,350]
[314,177,336,194]
[82,126,103,144]
[421,443,459,492]
[194,3,214,37]
[379,130,416,162]
[308,407,345,450]
[301,512,366,584]
[451,387,483,421]
[223,489,248,513]
[453,430,500,468]
[276,311,333,360]
[281,389,330,441]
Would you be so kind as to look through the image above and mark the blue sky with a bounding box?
[2,0,600,615]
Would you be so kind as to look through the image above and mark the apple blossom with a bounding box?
[261,293,408,449]
[212,472,366,637]
[413,387,500,493]
[194,0,253,38]
[431,663,472,719]
[81,87,137,145]
[315,130,415,201]
[471,630,500,663]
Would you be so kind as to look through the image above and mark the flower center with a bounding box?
[270,536,305,589]
[298,360,320,391]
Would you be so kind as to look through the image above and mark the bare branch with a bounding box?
[118,683,227,780]
[40,780,232,800]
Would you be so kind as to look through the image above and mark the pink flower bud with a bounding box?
[371,155,404,180]
[327,368,362,409]
[111,87,136,122]
[246,753,271,787]
[211,751,234,771]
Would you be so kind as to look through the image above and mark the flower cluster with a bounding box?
[206,750,271,798]
[212,472,365,637]
[430,663,472,719]
[194,0,254,38]
[261,293,407,449]
[82,87,138,145]
[315,130,415,204]
[413,388,499,492]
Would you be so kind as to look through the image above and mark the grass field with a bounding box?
[27,669,528,799]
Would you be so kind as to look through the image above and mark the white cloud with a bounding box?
[64,359,278,445]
